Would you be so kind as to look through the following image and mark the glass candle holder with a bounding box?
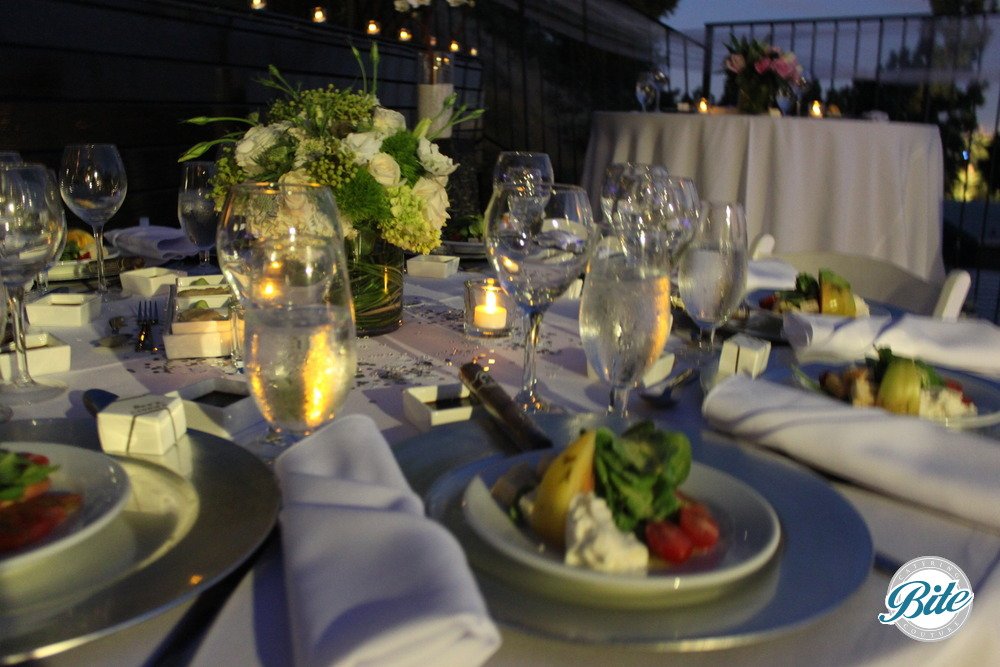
[464,278,514,337]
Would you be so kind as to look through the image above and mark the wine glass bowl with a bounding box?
[178,161,218,272]
[610,165,695,265]
[486,182,598,413]
[59,144,127,299]
[491,152,554,192]
[0,164,68,404]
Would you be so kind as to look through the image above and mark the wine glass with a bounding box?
[0,152,22,165]
[492,151,554,192]
[635,71,658,112]
[178,161,218,273]
[217,182,343,306]
[59,144,127,299]
[580,234,673,420]
[0,164,67,404]
[611,165,695,265]
[600,162,654,234]
[243,236,356,456]
[677,202,748,358]
[486,182,599,413]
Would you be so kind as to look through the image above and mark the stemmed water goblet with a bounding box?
[178,161,218,273]
[579,233,673,420]
[59,144,127,300]
[677,201,748,359]
[0,164,68,405]
[486,182,598,413]
[492,151,554,193]
[610,164,696,266]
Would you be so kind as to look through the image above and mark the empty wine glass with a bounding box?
[600,162,656,234]
[0,164,68,405]
[217,182,343,306]
[59,144,127,299]
[492,151,554,192]
[677,202,748,359]
[580,234,673,420]
[178,161,218,273]
[486,182,599,413]
[635,71,658,112]
[612,165,695,265]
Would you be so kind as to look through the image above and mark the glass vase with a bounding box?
[418,50,454,138]
[346,230,404,336]
[737,86,775,115]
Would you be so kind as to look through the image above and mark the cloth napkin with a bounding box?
[785,311,1000,377]
[745,258,799,294]
[703,375,1000,530]
[273,414,501,667]
[105,225,198,261]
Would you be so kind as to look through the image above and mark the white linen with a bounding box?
[745,258,798,294]
[785,311,1000,377]
[106,225,198,261]
[274,414,501,667]
[702,375,1000,530]
[580,112,945,282]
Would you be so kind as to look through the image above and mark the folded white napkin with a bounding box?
[745,258,799,294]
[703,375,1000,530]
[105,225,198,261]
[785,312,1000,377]
[274,414,501,667]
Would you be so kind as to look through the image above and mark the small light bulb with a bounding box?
[469,46,479,57]
[367,19,380,35]
[312,6,327,23]
[449,39,460,52]
[398,27,412,42]
[250,0,266,9]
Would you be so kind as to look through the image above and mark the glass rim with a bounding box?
[229,180,333,194]
[494,181,585,193]
[62,143,120,150]
[0,162,47,172]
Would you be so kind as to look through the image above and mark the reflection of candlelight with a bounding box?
[474,287,507,330]
[810,100,823,118]
[698,97,709,113]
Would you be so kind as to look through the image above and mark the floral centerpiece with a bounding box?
[181,45,481,334]
[722,35,804,114]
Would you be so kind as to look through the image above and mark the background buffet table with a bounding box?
[580,111,947,282]
[4,270,998,665]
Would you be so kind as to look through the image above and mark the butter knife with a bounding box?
[459,362,553,451]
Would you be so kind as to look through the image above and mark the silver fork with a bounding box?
[135,301,156,351]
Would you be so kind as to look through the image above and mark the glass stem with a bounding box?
[609,385,630,420]
[93,224,108,293]
[7,286,34,386]
[520,310,544,405]
[199,249,211,265]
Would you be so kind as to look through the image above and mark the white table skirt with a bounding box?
[580,111,946,282]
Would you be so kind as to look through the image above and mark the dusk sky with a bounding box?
[667,0,932,30]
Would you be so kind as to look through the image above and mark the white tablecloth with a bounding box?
[580,111,946,282]
[9,272,999,666]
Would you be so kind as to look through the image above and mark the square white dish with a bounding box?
[407,255,460,279]
[25,293,101,327]
[120,267,186,297]
[402,383,479,431]
[167,377,260,439]
[174,275,232,309]
[0,333,71,376]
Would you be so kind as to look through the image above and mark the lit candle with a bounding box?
[698,97,709,113]
[474,287,507,330]
[810,100,824,118]
[367,19,380,35]
[398,27,412,42]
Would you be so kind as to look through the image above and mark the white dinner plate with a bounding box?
[457,454,781,608]
[0,443,130,573]
[791,362,1000,430]
[48,248,120,282]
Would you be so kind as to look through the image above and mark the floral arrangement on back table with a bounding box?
[180,44,482,255]
[722,35,805,114]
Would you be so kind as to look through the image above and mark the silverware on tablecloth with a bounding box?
[135,300,157,351]
[639,367,699,408]
[459,362,553,452]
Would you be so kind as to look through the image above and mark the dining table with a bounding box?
[580,111,947,283]
[2,259,999,666]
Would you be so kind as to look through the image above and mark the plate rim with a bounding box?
[48,248,122,281]
[0,443,130,572]
[457,454,782,597]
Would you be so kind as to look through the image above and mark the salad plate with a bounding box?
[788,362,1000,430]
[455,453,781,608]
[48,248,121,282]
[0,443,130,573]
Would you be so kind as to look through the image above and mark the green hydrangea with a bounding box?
[382,185,440,254]
[379,131,421,186]
[335,169,391,232]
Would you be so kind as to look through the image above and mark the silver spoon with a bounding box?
[639,367,699,408]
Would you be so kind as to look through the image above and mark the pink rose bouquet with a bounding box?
[723,35,805,114]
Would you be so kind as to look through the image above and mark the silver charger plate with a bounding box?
[395,415,874,649]
[0,419,279,664]
[48,248,121,282]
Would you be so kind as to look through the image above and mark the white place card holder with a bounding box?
[97,393,188,456]
[717,334,771,380]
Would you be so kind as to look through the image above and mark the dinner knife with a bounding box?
[459,362,553,451]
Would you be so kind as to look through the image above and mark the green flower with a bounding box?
[382,185,440,254]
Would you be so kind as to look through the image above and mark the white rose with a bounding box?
[368,152,403,187]
[372,107,406,136]
[417,137,458,178]
[234,122,289,176]
[343,131,382,165]
[413,176,450,230]
[393,0,411,10]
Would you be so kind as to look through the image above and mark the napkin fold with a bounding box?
[785,311,1000,377]
[703,375,1000,530]
[274,414,501,667]
[745,258,799,294]
[105,225,199,261]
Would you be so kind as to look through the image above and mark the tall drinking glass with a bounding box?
[677,202,748,357]
[0,164,67,404]
[580,234,673,419]
[486,183,598,413]
[178,161,218,272]
[59,144,127,299]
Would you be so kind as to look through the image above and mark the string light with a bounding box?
[367,19,380,35]
[398,26,412,42]
[311,6,327,23]
[449,39,460,53]
[249,0,266,9]
[469,47,479,57]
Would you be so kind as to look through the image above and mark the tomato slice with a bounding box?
[0,492,82,553]
[644,520,693,564]
[679,503,720,549]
